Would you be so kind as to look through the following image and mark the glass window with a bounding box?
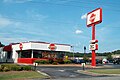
[7,51,12,59]
[33,51,42,58]
[18,50,31,58]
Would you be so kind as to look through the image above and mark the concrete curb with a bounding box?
[17,63,114,69]
[37,70,51,78]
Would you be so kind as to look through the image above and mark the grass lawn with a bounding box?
[88,69,120,74]
[0,71,48,80]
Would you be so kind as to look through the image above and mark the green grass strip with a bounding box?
[88,69,120,74]
[0,71,48,80]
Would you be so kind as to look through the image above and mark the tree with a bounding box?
[106,53,113,60]
[0,42,5,47]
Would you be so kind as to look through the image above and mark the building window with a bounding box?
[18,50,31,58]
[33,51,42,58]
[7,51,12,59]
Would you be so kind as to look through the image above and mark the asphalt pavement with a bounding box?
[35,65,120,79]
[37,66,92,79]
[40,77,120,80]
[32,64,120,80]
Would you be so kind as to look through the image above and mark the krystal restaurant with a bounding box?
[3,41,71,64]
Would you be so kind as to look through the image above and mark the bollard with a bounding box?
[34,62,37,71]
[82,63,85,71]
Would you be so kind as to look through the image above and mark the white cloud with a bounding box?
[0,36,30,45]
[26,10,48,21]
[75,29,83,34]
[81,13,87,20]
[0,17,13,26]
[0,15,21,27]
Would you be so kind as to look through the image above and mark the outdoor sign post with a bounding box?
[19,43,23,51]
[19,43,23,58]
[87,8,102,67]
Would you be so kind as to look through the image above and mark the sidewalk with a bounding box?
[36,64,105,68]
[18,63,113,68]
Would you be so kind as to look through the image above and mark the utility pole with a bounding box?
[84,46,86,57]
[72,46,74,60]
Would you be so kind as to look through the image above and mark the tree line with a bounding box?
[66,50,120,59]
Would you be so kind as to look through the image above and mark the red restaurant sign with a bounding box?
[19,43,23,50]
[49,44,56,50]
[87,8,102,27]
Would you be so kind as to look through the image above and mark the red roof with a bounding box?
[3,45,12,51]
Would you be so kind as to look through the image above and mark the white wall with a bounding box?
[31,43,71,52]
[12,43,31,51]
[0,47,7,62]
[11,42,71,63]
[12,42,71,52]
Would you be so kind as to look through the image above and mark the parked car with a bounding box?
[113,58,120,64]
[102,58,108,64]
[96,59,102,64]
[72,59,85,64]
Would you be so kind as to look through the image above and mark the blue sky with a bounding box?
[0,0,120,53]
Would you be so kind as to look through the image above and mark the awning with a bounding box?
[3,45,12,51]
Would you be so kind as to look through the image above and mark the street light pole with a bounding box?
[84,46,86,57]
[72,46,74,60]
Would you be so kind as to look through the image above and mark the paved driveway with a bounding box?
[36,66,111,79]
[41,77,120,80]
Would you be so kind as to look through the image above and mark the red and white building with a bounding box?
[1,41,71,64]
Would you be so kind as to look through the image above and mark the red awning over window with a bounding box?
[3,45,12,51]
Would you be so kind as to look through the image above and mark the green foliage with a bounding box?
[112,50,120,54]
[22,66,32,71]
[0,71,48,80]
[57,59,64,64]
[0,42,5,47]
[66,50,120,58]
[52,59,58,65]
[106,54,113,60]
[0,64,32,72]
[34,59,49,64]
[64,60,72,64]
[10,65,21,71]
[0,66,2,72]
[3,67,10,72]
[0,64,19,71]
[83,55,89,62]
[52,62,58,65]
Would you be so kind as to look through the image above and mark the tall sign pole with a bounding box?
[92,24,96,66]
[86,8,102,67]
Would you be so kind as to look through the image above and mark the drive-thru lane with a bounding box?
[36,66,111,79]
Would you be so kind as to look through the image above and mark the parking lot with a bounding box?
[35,64,120,80]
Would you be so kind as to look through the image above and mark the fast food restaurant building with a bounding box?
[1,41,71,64]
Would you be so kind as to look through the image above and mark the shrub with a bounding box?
[52,62,58,65]
[0,68,2,72]
[34,59,49,64]
[57,59,64,64]
[0,64,32,71]
[3,67,10,72]
[22,66,32,71]
[1,64,22,71]
[52,59,58,65]
[0,65,3,72]
[11,65,21,71]
[64,60,72,64]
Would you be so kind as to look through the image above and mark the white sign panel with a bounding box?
[87,8,102,27]
[89,43,98,50]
